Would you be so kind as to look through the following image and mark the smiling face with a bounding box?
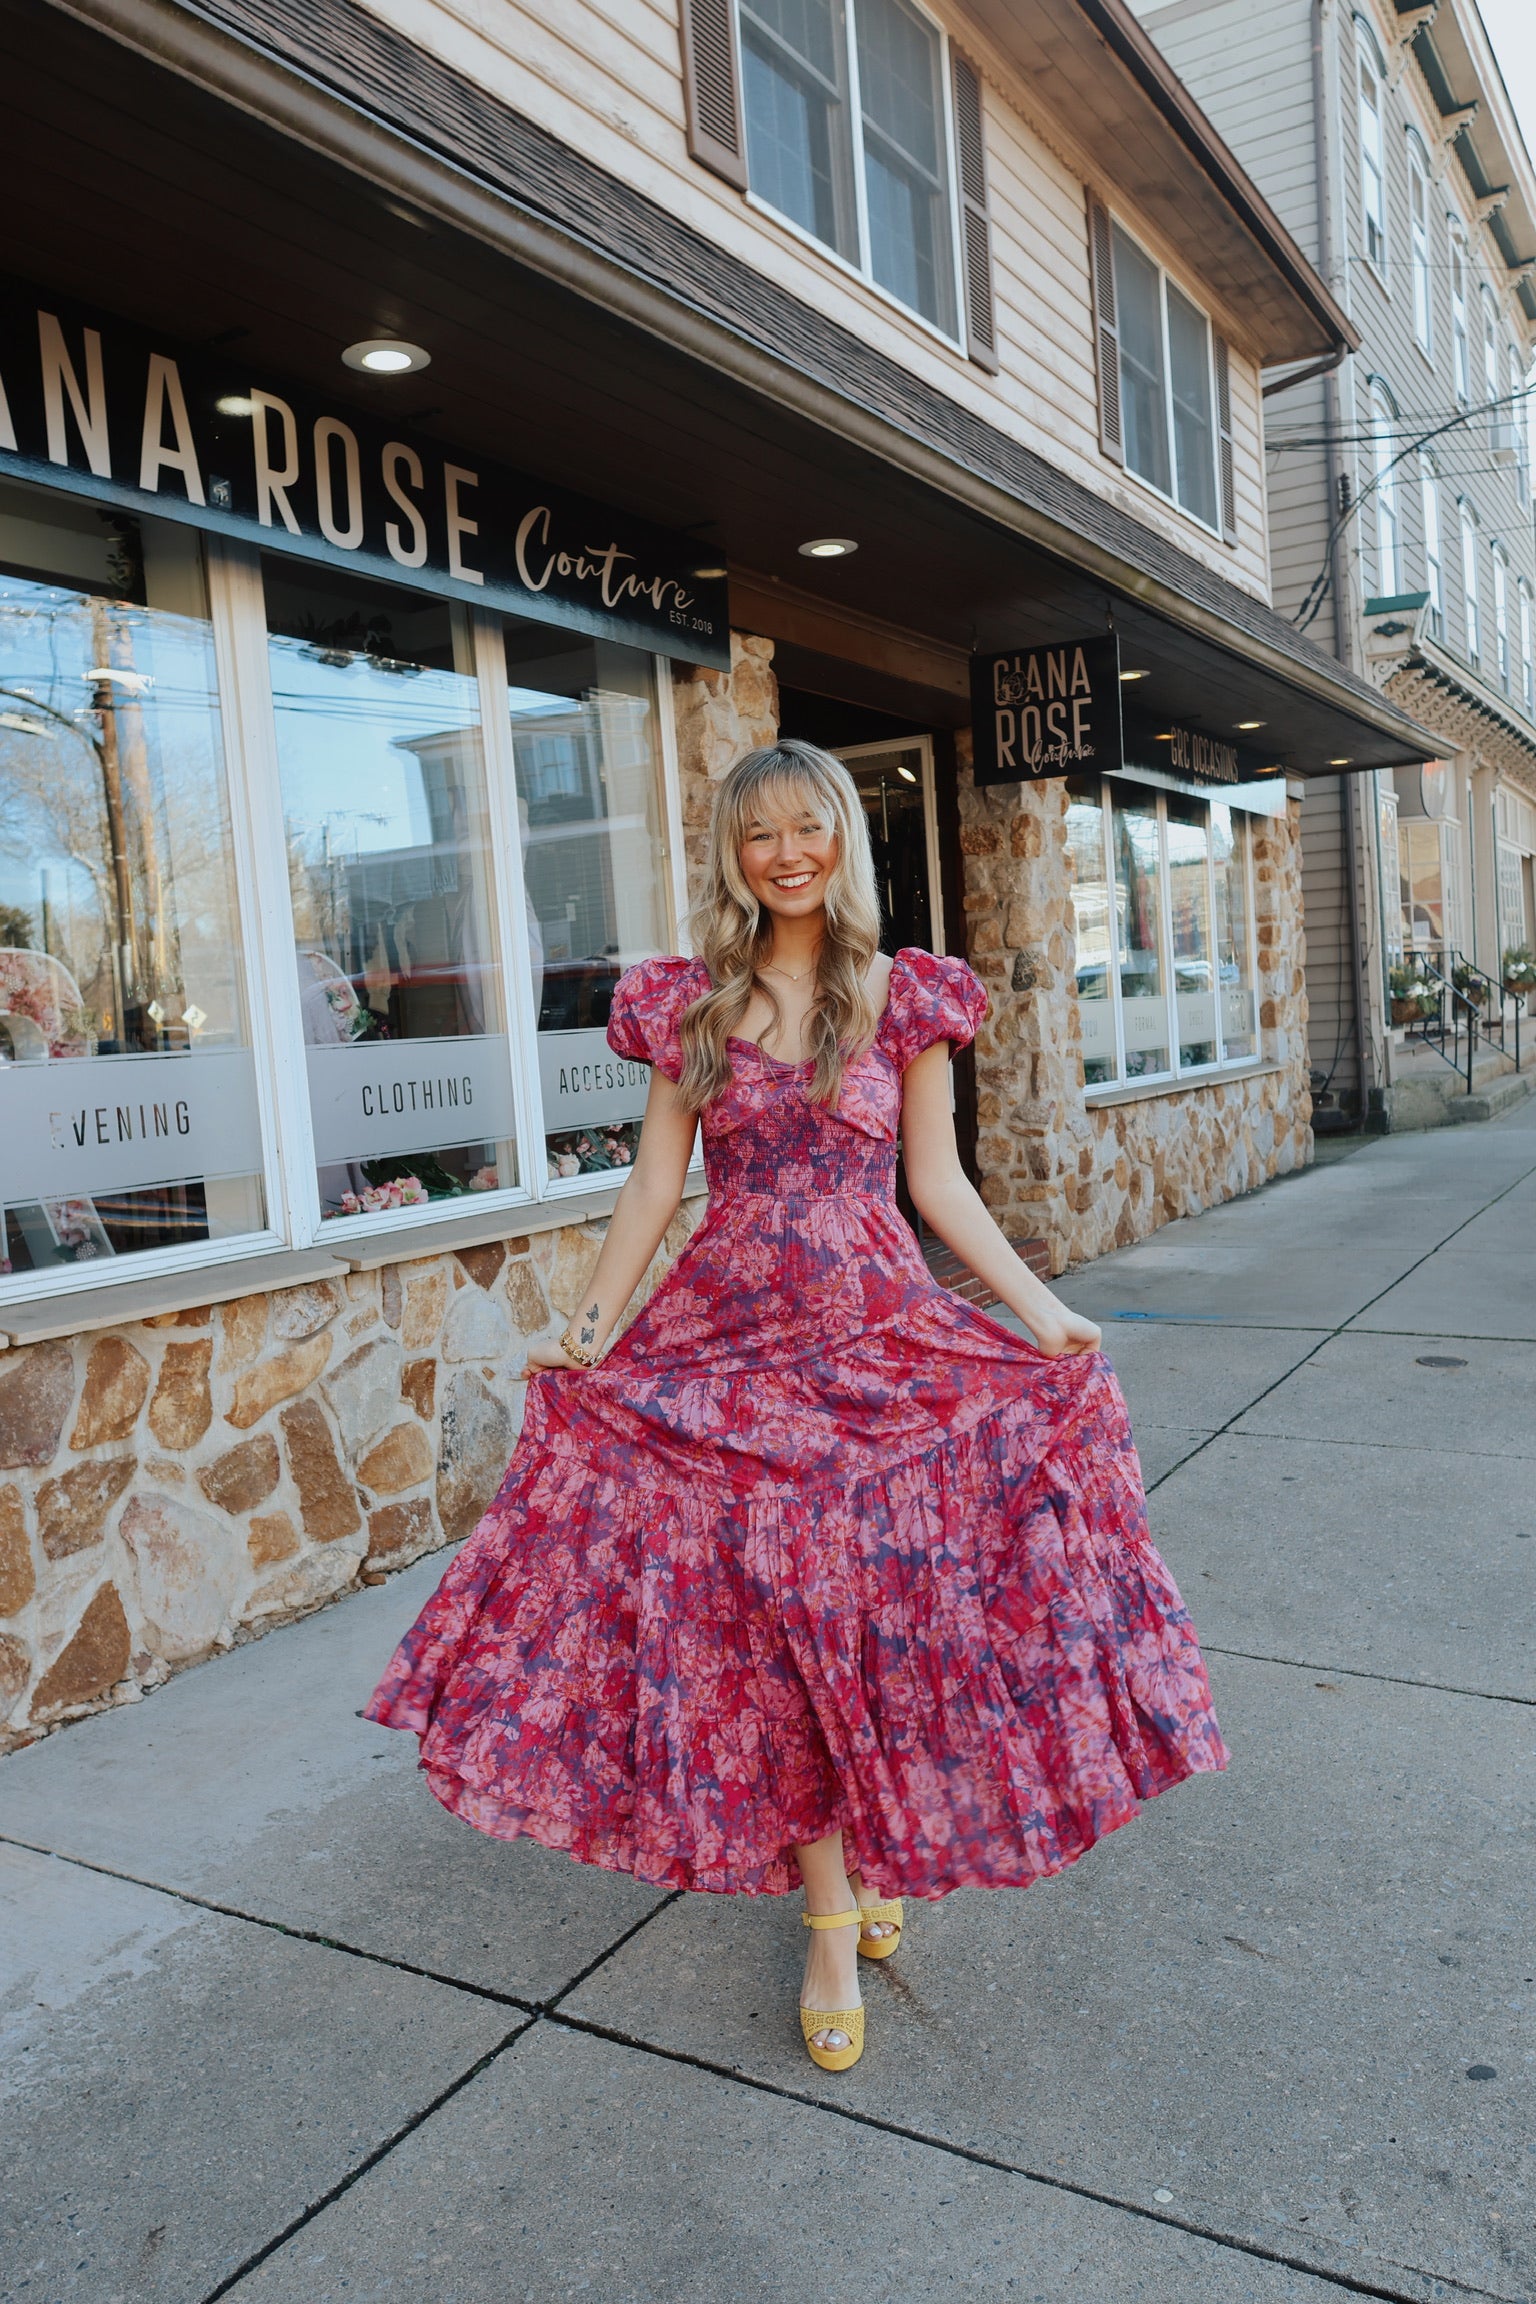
[737,783,840,924]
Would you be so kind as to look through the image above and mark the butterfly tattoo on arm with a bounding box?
[579,1301,599,1349]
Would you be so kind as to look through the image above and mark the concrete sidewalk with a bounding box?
[3,1104,1533,2304]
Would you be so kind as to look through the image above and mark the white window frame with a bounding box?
[738,0,969,353]
[1520,577,1534,716]
[1492,542,1511,695]
[1449,222,1470,403]
[1459,499,1481,668]
[0,524,689,1306]
[1109,216,1225,537]
[1370,390,1400,597]
[1420,454,1444,637]
[1407,132,1432,354]
[1357,30,1388,278]
[1075,778,1265,1096]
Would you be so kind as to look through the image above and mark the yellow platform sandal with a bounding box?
[854,1890,904,1962]
[799,1908,865,2073]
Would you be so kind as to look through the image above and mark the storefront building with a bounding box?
[1130,0,1536,1126]
[0,0,1435,1743]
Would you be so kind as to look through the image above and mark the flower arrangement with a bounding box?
[546,1120,641,1180]
[1502,946,1536,1000]
[467,1165,499,1192]
[1451,960,1487,1008]
[338,1175,430,1216]
[1388,961,1433,1024]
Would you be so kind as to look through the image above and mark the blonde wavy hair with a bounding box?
[676,740,882,1112]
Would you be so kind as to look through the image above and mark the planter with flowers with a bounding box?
[1389,962,1433,1025]
[1503,946,1536,1004]
[1451,961,1487,1010]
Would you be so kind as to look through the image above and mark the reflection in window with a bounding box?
[1065,778,1114,1085]
[0,478,265,1274]
[264,560,515,1219]
[1167,795,1216,1066]
[1211,805,1256,1059]
[854,0,957,333]
[1112,222,1220,530]
[740,0,958,336]
[1113,792,1168,1078]
[503,623,671,1181]
[741,0,858,262]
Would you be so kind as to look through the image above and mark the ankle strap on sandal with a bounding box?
[802,1907,863,1930]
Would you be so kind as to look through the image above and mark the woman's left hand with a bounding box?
[1027,1307,1103,1359]
[524,1338,587,1376]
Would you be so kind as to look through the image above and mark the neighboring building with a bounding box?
[0,0,1432,1741]
[1127,0,1536,1127]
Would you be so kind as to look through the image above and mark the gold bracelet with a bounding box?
[558,1329,601,1369]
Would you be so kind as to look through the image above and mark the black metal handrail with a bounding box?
[1401,946,1522,1090]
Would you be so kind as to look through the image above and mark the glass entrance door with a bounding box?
[836,737,944,955]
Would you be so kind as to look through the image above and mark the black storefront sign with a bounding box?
[0,279,730,665]
[970,635,1124,785]
[1122,714,1271,787]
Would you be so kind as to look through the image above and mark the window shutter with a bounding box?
[1087,197,1123,464]
[1215,335,1238,544]
[679,0,747,190]
[951,51,999,374]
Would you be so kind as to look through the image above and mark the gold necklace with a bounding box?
[762,961,814,983]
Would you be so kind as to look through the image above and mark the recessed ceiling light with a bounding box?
[1236,719,1265,730]
[215,394,255,418]
[798,537,858,558]
[1119,668,1150,682]
[342,339,431,375]
[691,565,728,581]
[1153,730,1175,742]
[1329,756,1352,766]
[896,763,918,783]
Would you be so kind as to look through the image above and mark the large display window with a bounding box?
[0,478,268,1277]
[265,560,517,1220]
[0,476,680,1305]
[1066,773,1264,1091]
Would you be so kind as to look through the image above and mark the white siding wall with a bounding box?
[354,0,1274,597]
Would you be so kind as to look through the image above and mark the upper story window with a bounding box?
[1519,578,1534,715]
[1420,454,1444,638]
[1108,221,1221,532]
[739,0,959,338]
[1357,32,1387,274]
[1482,288,1500,406]
[1449,225,1470,402]
[1459,499,1481,668]
[1406,134,1432,353]
[1492,543,1511,694]
[1370,390,1400,596]
[1512,346,1530,500]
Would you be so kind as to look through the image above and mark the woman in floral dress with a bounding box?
[367,740,1227,2072]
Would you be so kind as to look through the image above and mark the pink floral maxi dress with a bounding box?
[366,950,1227,1897]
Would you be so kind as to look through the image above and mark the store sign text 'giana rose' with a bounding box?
[970,636,1124,785]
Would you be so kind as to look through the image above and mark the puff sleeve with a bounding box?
[605,956,708,1083]
[880,950,988,1071]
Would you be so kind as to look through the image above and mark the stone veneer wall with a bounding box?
[0,1209,701,1751]
[956,738,1311,1271]
[0,632,782,1751]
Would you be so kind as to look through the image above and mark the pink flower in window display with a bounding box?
[468,1166,499,1192]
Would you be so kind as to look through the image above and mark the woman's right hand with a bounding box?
[523,1338,586,1376]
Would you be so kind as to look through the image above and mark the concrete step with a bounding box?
[1386,1057,1536,1130]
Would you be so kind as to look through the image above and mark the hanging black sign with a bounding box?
[1125,715,1245,785]
[0,277,729,666]
[970,634,1124,785]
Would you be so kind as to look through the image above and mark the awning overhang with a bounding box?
[20,0,1435,778]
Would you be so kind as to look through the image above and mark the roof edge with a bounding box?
[1069,0,1361,356]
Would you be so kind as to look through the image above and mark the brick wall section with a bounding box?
[956,735,1311,1273]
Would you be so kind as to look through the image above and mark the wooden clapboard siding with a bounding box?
[354,0,1275,598]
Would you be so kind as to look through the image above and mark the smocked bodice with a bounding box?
[606,948,987,1205]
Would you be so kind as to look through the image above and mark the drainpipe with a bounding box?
[1314,0,1373,1122]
